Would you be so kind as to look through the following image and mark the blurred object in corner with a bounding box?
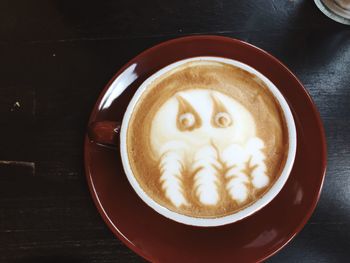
[315,0,350,24]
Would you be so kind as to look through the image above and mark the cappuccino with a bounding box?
[125,59,289,218]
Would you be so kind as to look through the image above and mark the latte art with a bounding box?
[126,59,289,218]
[151,89,268,207]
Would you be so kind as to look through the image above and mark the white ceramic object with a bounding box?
[315,0,350,25]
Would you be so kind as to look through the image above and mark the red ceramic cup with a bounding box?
[89,56,297,227]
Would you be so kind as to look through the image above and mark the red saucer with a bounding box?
[84,36,327,262]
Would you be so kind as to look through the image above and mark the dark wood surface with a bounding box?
[0,0,349,262]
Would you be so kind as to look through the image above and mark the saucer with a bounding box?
[84,36,327,262]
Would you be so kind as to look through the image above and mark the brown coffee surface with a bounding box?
[126,60,289,218]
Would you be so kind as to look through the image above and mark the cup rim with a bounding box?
[120,56,297,227]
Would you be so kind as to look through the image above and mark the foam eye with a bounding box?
[176,95,202,131]
[179,113,195,129]
[214,112,232,128]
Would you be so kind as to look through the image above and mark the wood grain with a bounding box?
[0,0,349,262]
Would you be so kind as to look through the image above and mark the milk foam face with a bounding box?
[120,57,297,226]
[151,89,268,207]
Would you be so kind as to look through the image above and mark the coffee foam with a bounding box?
[151,89,266,207]
[126,59,289,218]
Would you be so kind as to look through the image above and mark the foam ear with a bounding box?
[176,95,202,131]
[210,93,232,128]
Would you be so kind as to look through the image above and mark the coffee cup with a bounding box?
[89,57,297,227]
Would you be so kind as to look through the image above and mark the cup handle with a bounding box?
[87,121,121,148]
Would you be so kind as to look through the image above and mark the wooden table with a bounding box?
[1,0,349,262]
